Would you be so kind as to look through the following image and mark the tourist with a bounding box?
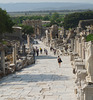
[46,49,48,55]
[44,48,46,53]
[40,47,42,54]
[57,56,62,68]
[33,48,35,63]
[36,48,39,56]
[33,47,36,56]
[50,46,52,51]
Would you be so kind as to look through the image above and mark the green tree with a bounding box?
[0,8,14,34]
[86,34,93,42]
[51,12,59,20]
[63,11,93,30]
[43,15,50,21]
[22,25,34,35]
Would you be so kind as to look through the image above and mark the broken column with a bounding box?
[74,36,78,53]
[13,44,17,65]
[27,34,30,48]
[22,43,26,55]
[79,43,82,58]
[70,38,74,51]
[77,38,81,54]
[27,34,31,52]
[81,37,85,59]
[1,49,5,75]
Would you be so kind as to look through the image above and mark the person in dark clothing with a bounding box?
[44,48,46,53]
[33,48,35,63]
[57,56,62,68]
[50,47,52,51]
[40,48,42,54]
[46,49,48,55]
[36,49,39,56]
[33,48,35,56]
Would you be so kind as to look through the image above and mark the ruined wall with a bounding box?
[78,19,93,29]
[22,20,42,37]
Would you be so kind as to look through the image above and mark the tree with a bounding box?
[51,12,59,20]
[43,15,50,21]
[0,8,14,34]
[22,25,34,35]
[63,11,93,30]
[86,34,93,42]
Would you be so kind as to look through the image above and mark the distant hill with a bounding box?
[0,2,93,12]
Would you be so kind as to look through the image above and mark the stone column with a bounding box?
[74,38,76,52]
[79,43,82,58]
[77,38,81,54]
[22,43,26,55]
[85,42,88,60]
[75,38,78,53]
[27,34,31,52]
[1,50,5,75]
[27,35,30,48]
[29,43,33,53]
[81,37,85,59]
[71,39,74,51]
[13,44,17,65]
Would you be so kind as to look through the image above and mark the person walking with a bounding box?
[40,48,42,54]
[44,48,46,54]
[57,56,62,68]
[33,48,35,63]
[36,48,39,56]
[46,49,48,55]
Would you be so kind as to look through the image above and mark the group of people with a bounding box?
[33,46,48,56]
[33,46,62,68]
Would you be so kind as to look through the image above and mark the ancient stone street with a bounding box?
[0,41,76,100]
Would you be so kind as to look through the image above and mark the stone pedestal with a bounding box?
[83,85,93,100]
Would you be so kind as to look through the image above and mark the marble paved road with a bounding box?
[0,40,76,100]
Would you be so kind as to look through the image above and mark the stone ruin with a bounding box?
[4,26,23,41]
[22,20,42,38]
[0,34,35,78]
[67,20,93,100]
[42,19,93,100]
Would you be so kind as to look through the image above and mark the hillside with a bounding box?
[0,2,93,12]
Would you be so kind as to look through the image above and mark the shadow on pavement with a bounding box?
[0,73,70,85]
[35,55,57,59]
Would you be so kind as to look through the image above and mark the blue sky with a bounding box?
[0,0,93,4]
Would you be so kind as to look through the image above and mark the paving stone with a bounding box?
[0,40,76,100]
